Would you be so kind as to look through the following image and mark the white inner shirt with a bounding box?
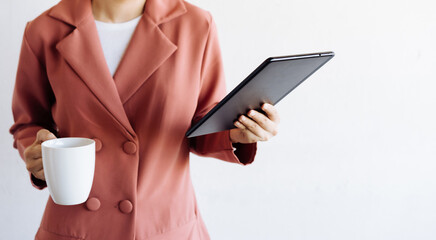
[95,15,142,77]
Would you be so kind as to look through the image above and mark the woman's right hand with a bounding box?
[23,129,57,181]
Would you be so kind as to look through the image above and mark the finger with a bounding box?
[247,109,278,136]
[33,158,44,172]
[26,158,43,172]
[33,169,45,181]
[261,103,280,124]
[238,115,271,141]
[240,128,262,143]
[36,129,57,144]
[24,144,41,160]
[31,144,42,159]
[234,120,246,130]
[234,126,262,143]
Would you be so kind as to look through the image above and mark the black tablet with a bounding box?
[186,51,335,138]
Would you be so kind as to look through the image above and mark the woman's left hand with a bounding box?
[230,103,280,144]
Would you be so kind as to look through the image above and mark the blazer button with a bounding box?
[92,138,102,152]
[123,141,137,154]
[119,200,133,214]
[86,197,101,211]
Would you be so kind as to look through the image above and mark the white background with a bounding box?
[1,0,436,239]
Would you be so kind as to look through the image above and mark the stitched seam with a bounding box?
[195,211,203,240]
[198,11,213,89]
[39,226,86,240]
[138,216,197,240]
[23,22,45,70]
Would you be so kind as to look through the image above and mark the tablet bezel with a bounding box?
[186,51,335,138]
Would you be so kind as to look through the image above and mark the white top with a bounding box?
[95,15,142,77]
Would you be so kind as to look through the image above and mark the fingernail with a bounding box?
[248,110,255,117]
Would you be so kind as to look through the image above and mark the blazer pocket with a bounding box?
[35,227,85,240]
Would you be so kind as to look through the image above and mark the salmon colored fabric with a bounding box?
[8,0,257,239]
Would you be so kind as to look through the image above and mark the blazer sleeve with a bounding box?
[8,22,58,190]
[188,13,257,165]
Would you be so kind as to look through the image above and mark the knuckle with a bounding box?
[26,162,36,172]
[246,122,255,129]
[37,128,56,142]
[24,146,36,160]
[23,147,31,159]
[241,130,249,139]
[36,129,45,140]
[257,116,266,124]
[26,164,33,172]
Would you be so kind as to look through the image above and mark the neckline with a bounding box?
[94,15,142,27]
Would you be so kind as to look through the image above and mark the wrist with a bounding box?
[229,129,239,144]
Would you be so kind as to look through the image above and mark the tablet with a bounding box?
[186,51,335,138]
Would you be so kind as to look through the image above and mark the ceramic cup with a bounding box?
[41,137,95,205]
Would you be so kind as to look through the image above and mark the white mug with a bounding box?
[41,137,95,205]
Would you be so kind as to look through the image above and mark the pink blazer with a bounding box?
[9,0,257,239]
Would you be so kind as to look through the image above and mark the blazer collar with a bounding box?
[48,0,186,139]
[48,0,187,26]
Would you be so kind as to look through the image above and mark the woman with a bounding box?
[9,0,280,239]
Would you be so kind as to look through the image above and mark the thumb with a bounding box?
[35,129,57,144]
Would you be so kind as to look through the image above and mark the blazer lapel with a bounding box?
[55,18,137,138]
[49,0,187,138]
[113,0,187,104]
[112,14,177,104]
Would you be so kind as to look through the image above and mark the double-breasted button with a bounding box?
[86,197,101,211]
[92,138,102,152]
[123,141,137,154]
[119,200,133,214]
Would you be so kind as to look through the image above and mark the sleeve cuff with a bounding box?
[224,130,257,165]
[29,172,47,190]
[11,125,48,190]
